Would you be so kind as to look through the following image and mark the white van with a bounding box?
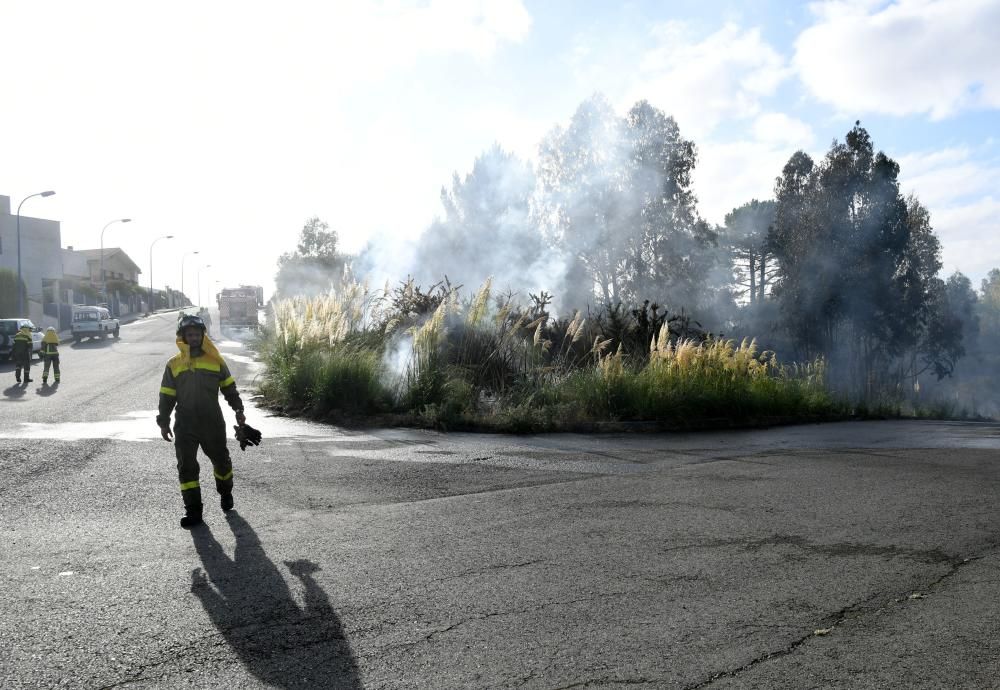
[0,318,43,360]
[71,306,120,341]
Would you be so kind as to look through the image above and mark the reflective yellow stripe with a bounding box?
[214,470,233,481]
[219,376,235,388]
[160,386,176,396]
[179,480,200,491]
[169,361,223,377]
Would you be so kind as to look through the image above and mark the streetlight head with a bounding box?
[166,235,175,239]
[41,190,55,197]
[121,218,132,223]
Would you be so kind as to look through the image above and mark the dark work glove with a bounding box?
[234,423,263,451]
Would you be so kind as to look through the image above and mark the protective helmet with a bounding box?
[176,314,207,336]
[46,327,56,333]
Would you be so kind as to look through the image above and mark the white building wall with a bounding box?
[0,195,63,312]
[62,248,89,280]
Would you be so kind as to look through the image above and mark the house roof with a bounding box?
[70,248,142,274]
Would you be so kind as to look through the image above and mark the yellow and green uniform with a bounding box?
[156,335,243,511]
[41,330,60,382]
[12,327,32,381]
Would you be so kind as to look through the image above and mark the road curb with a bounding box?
[262,401,857,435]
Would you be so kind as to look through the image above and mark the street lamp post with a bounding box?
[100,218,132,305]
[197,264,212,308]
[181,251,199,306]
[15,190,56,315]
[148,235,174,314]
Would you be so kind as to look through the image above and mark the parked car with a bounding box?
[71,306,120,341]
[0,318,43,361]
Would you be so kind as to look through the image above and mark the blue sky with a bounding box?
[1,0,997,298]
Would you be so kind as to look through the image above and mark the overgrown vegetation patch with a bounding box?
[257,280,842,432]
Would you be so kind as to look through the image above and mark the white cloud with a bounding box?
[627,22,791,138]
[688,112,815,225]
[897,145,1000,282]
[898,147,998,207]
[694,141,772,224]
[561,21,805,227]
[795,0,1000,118]
[751,112,815,148]
[933,197,1000,282]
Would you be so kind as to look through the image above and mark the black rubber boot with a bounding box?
[180,504,204,528]
[220,492,234,512]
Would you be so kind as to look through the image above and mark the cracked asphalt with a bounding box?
[2,311,1000,688]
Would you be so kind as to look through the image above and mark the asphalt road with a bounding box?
[2,311,1000,689]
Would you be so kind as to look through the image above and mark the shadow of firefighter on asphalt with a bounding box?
[189,511,363,689]
[2,383,27,399]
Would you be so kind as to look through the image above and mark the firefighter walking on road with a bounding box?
[157,314,246,528]
[41,327,61,384]
[12,325,33,384]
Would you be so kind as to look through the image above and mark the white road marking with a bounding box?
[0,405,346,441]
[1,415,160,441]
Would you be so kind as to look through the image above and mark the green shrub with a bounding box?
[258,281,843,428]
